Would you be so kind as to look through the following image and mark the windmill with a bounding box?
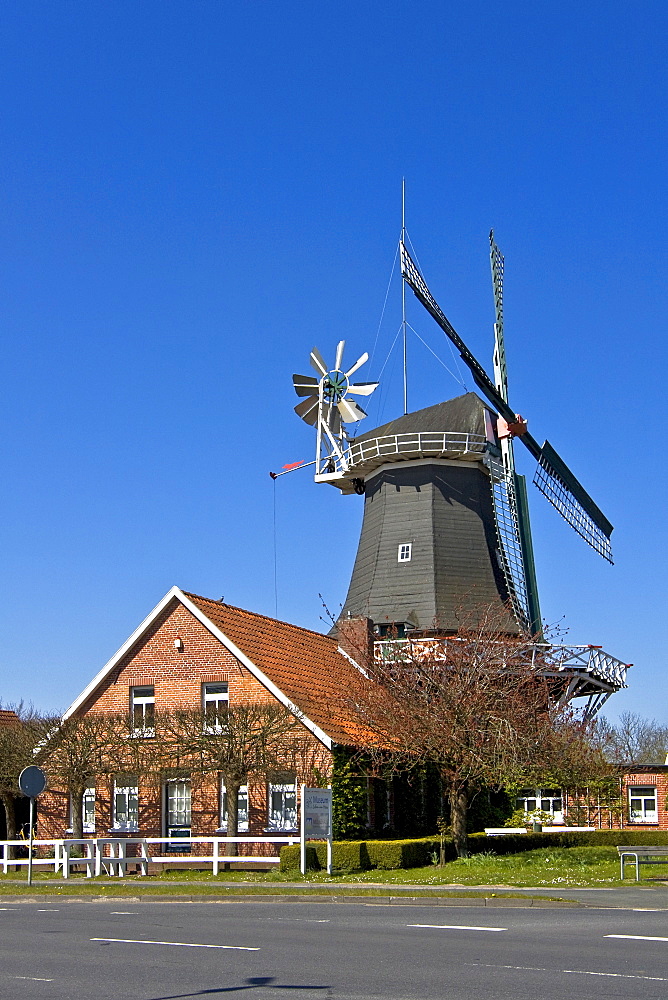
[289,232,629,715]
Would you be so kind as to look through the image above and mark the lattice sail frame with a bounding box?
[485,454,532,631]
[534,447,613,562]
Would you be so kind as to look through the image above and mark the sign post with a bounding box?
[18,766,47,886]
[300,785,333,876]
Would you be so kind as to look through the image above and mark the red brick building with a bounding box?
[38,587,365,844]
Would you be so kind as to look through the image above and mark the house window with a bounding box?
[267,774,297,831]
[398,543,412,563]
[131,686,155,735]
[628,786,658,823]
[113,776,139,831]
[203,682,229,732]
[82,783,95,832]
[166,779,191,829]
[69,782,96,833]
[220,783,249,832]
[516,789,563,823]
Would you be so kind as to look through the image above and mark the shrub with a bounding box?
[280,837,446,872]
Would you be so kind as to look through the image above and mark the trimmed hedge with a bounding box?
[280,838,443,872]
[469,829,668,855]
[280,829,668,873]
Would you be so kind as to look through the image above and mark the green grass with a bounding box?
[1,846,663,891]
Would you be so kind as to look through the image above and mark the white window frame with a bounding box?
[202,682,229,733]
[267,776,297,831]
[628,785,658,824]
[219,782,249,833]
[131,685,155,736]
[398,543,412,563]
[68,781,96,834]
[165,779,191,830]
[515,788,564,824]
[113,775,139,832]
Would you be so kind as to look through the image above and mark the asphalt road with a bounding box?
[3,899,668,1000]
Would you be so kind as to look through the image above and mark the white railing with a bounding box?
[345,431,488,473]
[374,638,629,692]
[1,835,299,878]
[1,839,66,875]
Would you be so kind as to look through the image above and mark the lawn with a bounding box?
[0,846,657,890]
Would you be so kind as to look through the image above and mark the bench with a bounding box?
[618,846,668,881]
[484,828,527,836]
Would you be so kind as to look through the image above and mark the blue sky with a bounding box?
[0,2,665,723]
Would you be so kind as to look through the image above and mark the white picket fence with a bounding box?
[0,835,300,878]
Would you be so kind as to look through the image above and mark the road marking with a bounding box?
[256,917,330,923]
[606,934,668,943]
[13,977,54,982]
[37,908,59,912]
[109,911,138,915]
[91,937,259,951]
[468,963,668,982]
[0,908,18,911]
[407,923,506,932]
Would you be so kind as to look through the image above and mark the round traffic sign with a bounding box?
[18,765,47,798]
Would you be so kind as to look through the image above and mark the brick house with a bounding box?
[38,587,366,844]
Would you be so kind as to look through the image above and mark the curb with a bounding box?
[0,892,581,908]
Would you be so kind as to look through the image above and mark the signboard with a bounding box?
[18,765,47,798]
[300,785,333,876]
[18,766,47,887]
[303,788,332,840]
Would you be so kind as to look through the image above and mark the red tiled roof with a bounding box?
[0,709,20,727]
[183,592,368,746]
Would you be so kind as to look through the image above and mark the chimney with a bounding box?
[336,615,374,670]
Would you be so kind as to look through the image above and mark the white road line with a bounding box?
[37,908,59,912]
[606,934,668,943]
[468,963,668,982]
[109,911,138,915]
[91,937,259,951]
[407,924,506,932]
[12,977,54,982]
[0,907,17,911]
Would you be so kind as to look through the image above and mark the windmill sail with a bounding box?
[400,240,613,563]
[488,232,542,634]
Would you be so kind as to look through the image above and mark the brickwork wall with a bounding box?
[563,773,668,831]
[38,597,332,843]
[623,772,668,831]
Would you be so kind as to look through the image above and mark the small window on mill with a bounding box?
[398,543,412,563]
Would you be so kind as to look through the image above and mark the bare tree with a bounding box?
[343,606,603,857]
[0,705,43,855]
[36,713,155,839]
[596,712,668,765]
[160,702,304,854]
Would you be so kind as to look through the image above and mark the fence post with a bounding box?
[63,841,70,880]
[213,838,219,876]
